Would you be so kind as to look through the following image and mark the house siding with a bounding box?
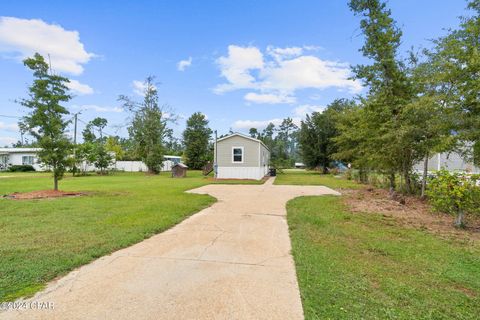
[6,152,44,171]
[413,152,480,173]
[216,135,260,167]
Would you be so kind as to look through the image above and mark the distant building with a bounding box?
[294,162,306,169]
[214,133,270,180]
[0,148,43,171]
[413,152,479,173]
[0,147,182,172]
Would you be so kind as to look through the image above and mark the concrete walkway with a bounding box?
[1,178,340,320]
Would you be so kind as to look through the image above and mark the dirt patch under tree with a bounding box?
[342,187,480,242]
[4,190,84,200]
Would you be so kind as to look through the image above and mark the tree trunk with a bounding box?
[54,175,58,191]
[359,168,367,184]
[455,209,465,228]
[421,155,428,199]
[389,172,396,193]
[403,169,411,195]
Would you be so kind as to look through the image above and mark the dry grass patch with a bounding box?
[343,187,480,241]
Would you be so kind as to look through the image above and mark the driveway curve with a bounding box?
[1,178,340,320]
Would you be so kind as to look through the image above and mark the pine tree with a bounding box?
[183,112,212,169]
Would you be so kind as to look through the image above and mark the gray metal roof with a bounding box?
[173,163,188,168]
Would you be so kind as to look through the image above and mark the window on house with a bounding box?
[22,156,34,165]
[232,147,243,163]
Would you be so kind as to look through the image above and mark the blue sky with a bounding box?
[0,0,470,146]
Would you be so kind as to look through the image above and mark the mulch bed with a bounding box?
[3,190,84,200]
[342,187,480,241]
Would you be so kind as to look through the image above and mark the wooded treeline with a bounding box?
[295,0,479,197]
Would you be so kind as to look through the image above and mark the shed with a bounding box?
[171,163,188,178]
[214,133,270,180]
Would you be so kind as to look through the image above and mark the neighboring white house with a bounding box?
[0,148,43,171]
[413,152,479,174]
[214,133,270,180]
[0,147,182,172]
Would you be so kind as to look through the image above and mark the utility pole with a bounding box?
[73,113,79,176]
[214,130,218,179]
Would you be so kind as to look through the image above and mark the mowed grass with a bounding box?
[275,169,361,189]
[0,171,256,301]
[287,196,480,319]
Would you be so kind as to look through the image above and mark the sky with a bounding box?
[0,0,471,146]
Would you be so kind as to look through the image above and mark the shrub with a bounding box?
[8,165,36,172]
[426,170,480,227]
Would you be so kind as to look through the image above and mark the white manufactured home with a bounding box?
[0,148,43,171]
[214,133,270,180]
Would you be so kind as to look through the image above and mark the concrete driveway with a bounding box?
[1,178,339,320]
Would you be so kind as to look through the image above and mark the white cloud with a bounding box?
[293,104,326,117]
[0,121,19,132]
[214,45,363,104]
[177,57,192,71]
[232,117,303,130]
[232,103,325,131]
[67,79,94,95]
[266,46,303,62]
[244,92,296,104]
[214,45,264,94]
[0,136,17,146]
[232,118,284,130]
[132,80,157,96]
[0,17,94,75]
[71,104,123,113]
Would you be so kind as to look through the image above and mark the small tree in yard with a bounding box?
[93,143,114,174]
[427,170,480,227]
[19,53,72,191]
[183,112,212,169]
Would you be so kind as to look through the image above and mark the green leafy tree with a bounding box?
[120,76,169,173]
[164,129,183,156]
[19,53,72,190]
[83,117,108,143]
[183,112,212,169]
[74,142,94,174]
[300,99,354,172]
[427,170,480,227]
[105,136,125,160]
[428,0,480,161]
[249,128,260,139]
[260,123,276,152]
[93,143,114,174]
[347,0,419,192]
[276,117,298,164]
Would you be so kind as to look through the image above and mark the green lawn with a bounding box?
[0,171,258,301]
[287,195,480,319]
[274,169,361,189]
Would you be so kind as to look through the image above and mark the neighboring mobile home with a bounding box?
[0,148,43,171]
[214,133,270,180]
[413,151,480,174]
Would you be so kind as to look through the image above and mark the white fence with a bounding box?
[78,160,175,173]
[114,160,174,172]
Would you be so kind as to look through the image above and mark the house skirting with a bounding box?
[217,166,267,180]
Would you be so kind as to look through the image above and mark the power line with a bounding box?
[0,114,21,119]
